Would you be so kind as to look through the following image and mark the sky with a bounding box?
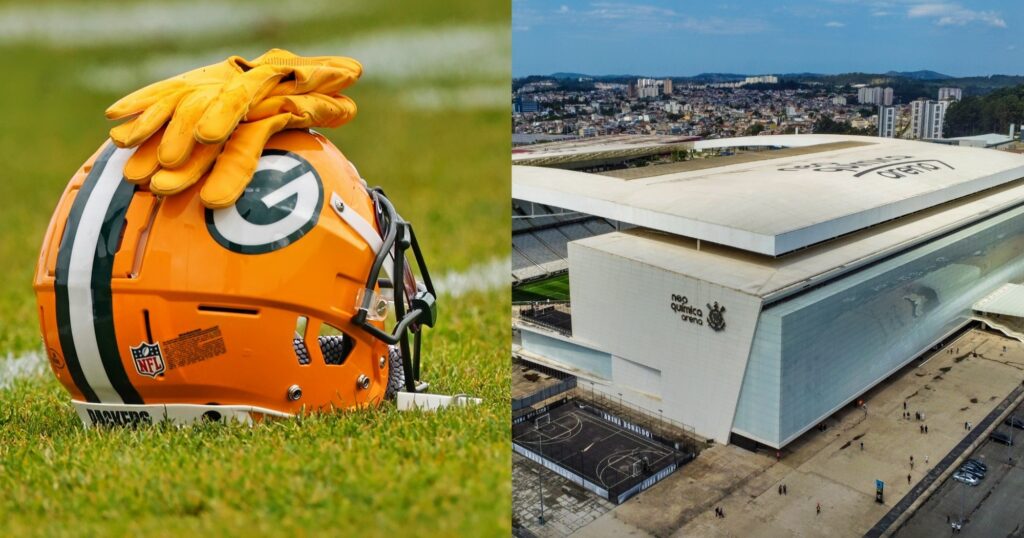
[513,1,1024,77]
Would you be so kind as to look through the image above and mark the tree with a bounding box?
[945,85,1024,137]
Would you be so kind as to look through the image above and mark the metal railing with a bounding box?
[513,301,573,336]
[570,382,707,452]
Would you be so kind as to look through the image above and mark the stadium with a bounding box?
[513,134,1024,450]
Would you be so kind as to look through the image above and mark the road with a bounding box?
[897,405,1024,537]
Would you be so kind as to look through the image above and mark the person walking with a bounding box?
[860,441,864,450]
[907,473,912,484]
[783,484,788,495]
[925,425,929,434]
[816,502,821,515]
[925,455,929,465]
[904,401,907,410]
[778,484,782,495]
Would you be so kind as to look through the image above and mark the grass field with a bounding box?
[0,1,510,535]
[512,273,570,302]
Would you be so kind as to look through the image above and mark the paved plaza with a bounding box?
[527,327,1024,537]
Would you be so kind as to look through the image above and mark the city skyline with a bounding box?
[513,0,1021,77]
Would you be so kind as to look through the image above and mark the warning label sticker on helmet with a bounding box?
[162,326,227,370]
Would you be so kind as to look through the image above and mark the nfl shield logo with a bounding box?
[130,342,165,377]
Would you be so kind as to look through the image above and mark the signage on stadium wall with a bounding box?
[670,294,726,332]
[777,155,954,179]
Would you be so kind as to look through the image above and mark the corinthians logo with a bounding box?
[706,302,726,331]
[206,150,324,254]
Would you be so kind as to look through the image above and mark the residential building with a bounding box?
[910,99,949,139]
[878,105,896,138]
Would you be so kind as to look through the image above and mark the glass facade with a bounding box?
[734,204,1024,446]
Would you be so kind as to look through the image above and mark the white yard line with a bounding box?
[434,257,510,298]
[401,85,510,111]
[0,351,46,389]
[77,24,509,93]
[0,0,355,47]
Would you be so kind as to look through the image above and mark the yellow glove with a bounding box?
[107,49,362,208]
[107,49,361,152]
[123,94,357,208]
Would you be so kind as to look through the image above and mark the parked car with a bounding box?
[953,471,980,486]
[1005,417,1024,430]
[958,457,983,469]
[958,459,983,475]
[958,466,984,480]
[990,430,1014,446]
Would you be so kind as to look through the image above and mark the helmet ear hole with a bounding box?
[293,316,311,365]
[317,323,355,366]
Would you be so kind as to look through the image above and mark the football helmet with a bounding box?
[33,129,436,426]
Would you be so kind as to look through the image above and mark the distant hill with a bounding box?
[514,71,1024,98]
[883,70,953,80]
[549,72,592,79]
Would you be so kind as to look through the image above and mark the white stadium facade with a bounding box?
[512,134,1024,449]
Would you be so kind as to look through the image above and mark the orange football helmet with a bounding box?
[33,129,436,426]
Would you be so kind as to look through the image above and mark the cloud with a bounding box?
[871,10,891,17]
[558,5,569,14]
[825,21,845,27]
[907,3,1006,28]
[585,2,677,21]
[579,2,766,34]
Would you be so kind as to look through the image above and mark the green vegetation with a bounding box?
[513,273,570,302]
[811,116,875,136]
[0,1,510,535]
[944,85,1024,137]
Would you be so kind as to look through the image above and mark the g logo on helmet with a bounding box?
[206,150,324,254]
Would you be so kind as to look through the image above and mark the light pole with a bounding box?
[659,408,664,433]
[537,421,545,524]
[958,480,966,530]
[1010,414,1016,464]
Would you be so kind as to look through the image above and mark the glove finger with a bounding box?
[150,141,224,196]
[277,60,362,95]
[109,89,188,148]
[200,114,290,208]
[105,58,247,119]
[251,49,361,95]
[194,65,288,145]
[106,81,187,120]
[158,86,219,168]
[123,127,164,183]
[247,94,357,129]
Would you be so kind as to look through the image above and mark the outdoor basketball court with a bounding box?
[512,399,688,503]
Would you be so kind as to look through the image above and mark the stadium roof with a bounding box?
[513,134,1024,256]
[574,173,1024,302]
[973,284,1024,318]
[511,134,699,167]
